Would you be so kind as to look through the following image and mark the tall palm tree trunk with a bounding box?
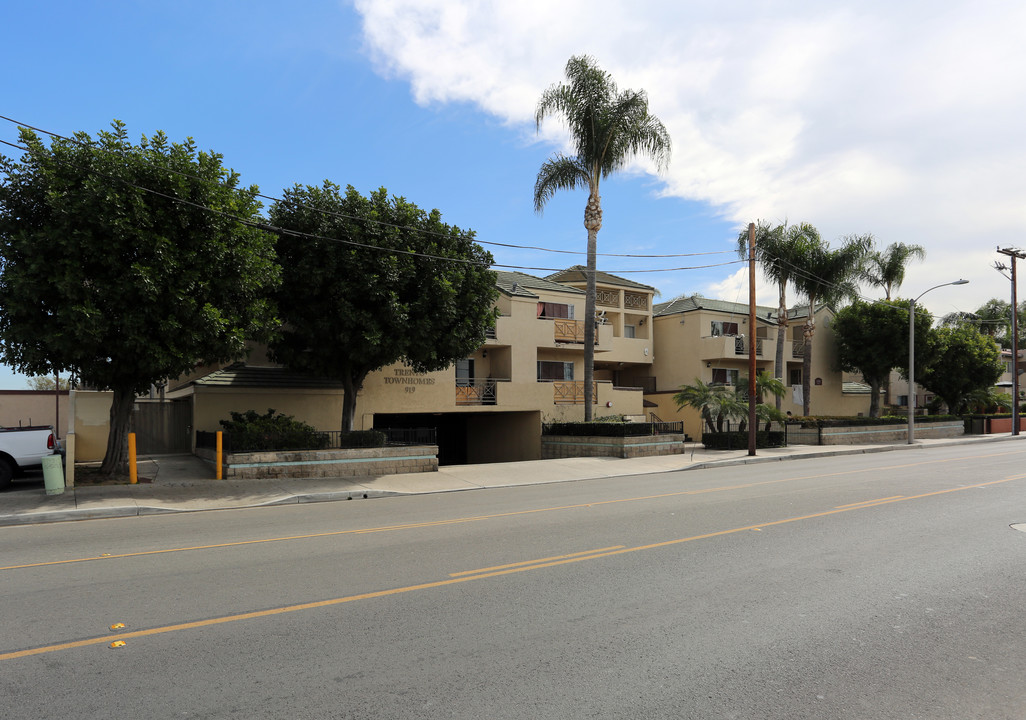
[802,311,816,416]
[583,191,602,421]
[775,284,788,410]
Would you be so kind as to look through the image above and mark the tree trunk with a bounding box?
[340,370,369,433]
[868,377,882,418]
[99,385,135,475]
[775,282,788,411]
[802,310,816,417]
[582,190,602,422]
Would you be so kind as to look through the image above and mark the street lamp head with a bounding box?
[952,279,969,285]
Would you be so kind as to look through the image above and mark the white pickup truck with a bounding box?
[0,426,58,488]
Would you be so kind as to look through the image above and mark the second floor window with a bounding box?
[538,361,574,381]
[537,302,574,319]
[711,321,739,337]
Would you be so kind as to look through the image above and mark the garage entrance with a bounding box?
[373,411,541,465]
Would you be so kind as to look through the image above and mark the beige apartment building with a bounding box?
[641,296,871,438]
[70,269,870,464]
[72,270,655,464]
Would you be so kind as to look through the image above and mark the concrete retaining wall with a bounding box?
[195,445,438,479]
[541,434,686,459]
[817,421,964,445]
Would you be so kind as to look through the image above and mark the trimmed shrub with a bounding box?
[787,415,958,428]
[543,422,663,437]
[702,431,784,450]
[339,430,386,448]
[219,409,329,452]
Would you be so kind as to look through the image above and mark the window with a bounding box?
[537,302,574,319]
[623,324,636,339]
[897,395,909,407]
[537,361,574,381]
[789,368,802,386]
[455,358,474,387]
[711,368,738,386]
[711,321,739,337]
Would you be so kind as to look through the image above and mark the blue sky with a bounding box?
[2,0,1024,389]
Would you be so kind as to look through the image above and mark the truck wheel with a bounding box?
[0,458,13,489]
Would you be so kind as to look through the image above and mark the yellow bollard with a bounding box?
[128,433,138,484]
[216,431,223,480]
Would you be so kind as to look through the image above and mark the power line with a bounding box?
[0,114,734,261]
[0,136,744,275]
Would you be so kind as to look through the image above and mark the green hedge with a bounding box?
[543,422,660,437]
[702,431,785,450]
[339,430,386,448]
[219,409,329,452]
[786,414,959,428]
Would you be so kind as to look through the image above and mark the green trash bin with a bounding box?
[42,455,65,495]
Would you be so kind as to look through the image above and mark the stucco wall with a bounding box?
[0,390,70,434]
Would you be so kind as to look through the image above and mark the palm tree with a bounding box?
[860,241,925,299]
[790,234,872,415]
[534,55,671,420]
[737,221,820,409]
[673,378,744,434]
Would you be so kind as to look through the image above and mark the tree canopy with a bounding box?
[918,325,1004,415]
[0,122,279,473]
[534,55,671,420]
[832,299,928,417]
[268,182,498,432]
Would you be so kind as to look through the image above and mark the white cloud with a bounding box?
[353,0,1026,314]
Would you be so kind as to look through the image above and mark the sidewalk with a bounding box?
[1,434,1021,526]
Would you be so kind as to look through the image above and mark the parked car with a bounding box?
[0,425,58,488]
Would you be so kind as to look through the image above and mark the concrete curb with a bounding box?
[1,434,1020,527]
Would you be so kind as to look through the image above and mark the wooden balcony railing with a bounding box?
[596,289,619,307]
[553,318,596,344]
[455,379,498,406]
[624,292,648,310]
[552,381,598,405]
[792,340,805,358]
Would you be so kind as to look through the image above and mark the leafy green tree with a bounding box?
[918,325,1004,414]
[534,55,671,420]
[737,220,819,408]
[26,375,72,391]
[790,232,872,415]
[943,298,1026,349]
[268,182,498,432]
[0,122,279,474]
[860,241,925,300]
[832,299,929,417]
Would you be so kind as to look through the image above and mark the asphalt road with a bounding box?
[2,443,1025,719]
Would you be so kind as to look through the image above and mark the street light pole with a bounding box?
[908,279,969,444]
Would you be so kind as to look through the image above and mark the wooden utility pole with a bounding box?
[997,247,1024,436]
[748,222,757,456]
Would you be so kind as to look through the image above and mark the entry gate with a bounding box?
[131,399,192,454]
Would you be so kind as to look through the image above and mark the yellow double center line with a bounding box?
[3,473,1022,663]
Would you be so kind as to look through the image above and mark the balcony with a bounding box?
[623,292,648,310]
[553,318,600,344]
[551,380,598,405]
[733,337,765,356]
[455,379,499,406]
[792,340,805,359]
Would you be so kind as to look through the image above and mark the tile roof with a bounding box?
[654,295,777,319]
[494,270,584,297]
[653,296,828,323]
[544,266,655,291]
[192,364,345,389]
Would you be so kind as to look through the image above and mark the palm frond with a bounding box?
[533,155,590,213]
